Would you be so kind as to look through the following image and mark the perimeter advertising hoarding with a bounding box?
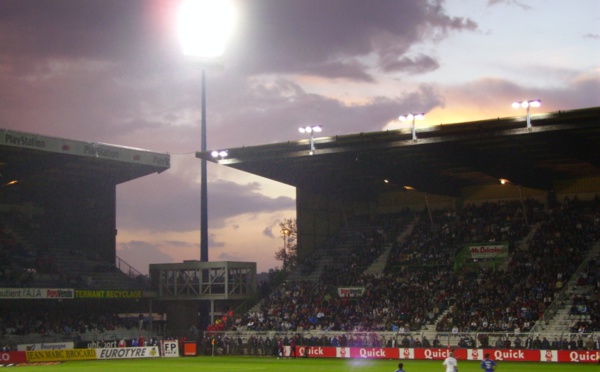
[467,243,508,259]
[0,352,28,364]
[24,347,161,363]
[337,287,366,297]
[0,129,170,169]
[96,346,160,360]
[17,342,74,351]
[287,347,599,363]
[161,340,179,358]
[0,288,74,300]
[74,290,143,299]
[26,349,97,362]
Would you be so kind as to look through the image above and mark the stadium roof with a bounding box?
[0,129,170,188]
[197,106,600,199]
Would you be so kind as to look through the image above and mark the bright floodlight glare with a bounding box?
[219,150,228,157]
[512,102,521,108]
[298,127,306,133]
[414,113,425,120]
[211,150,219,158]
[530,100,541,108]
[312,126,322,132]
[178,0,236,58]
[398,115,407,121]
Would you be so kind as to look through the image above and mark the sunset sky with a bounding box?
[1,0,598,274]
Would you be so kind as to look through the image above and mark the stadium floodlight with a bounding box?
[403,185,433,225]
[178,0,236,262]
[178,0,236,59]
[512,99,541,130]
[498,178,529,228]
[281,228,291,272]
[399,113,425,141]
[2,180,18,187]
[299,125,322,155]
[211,150,228,159]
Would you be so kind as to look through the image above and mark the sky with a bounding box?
[0,0,599,275]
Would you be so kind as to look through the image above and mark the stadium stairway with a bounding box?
[534,240,600,333]
[287,250,331,282]
[363,223,415,277]
[361,243,392,277]
[496,221,541,272]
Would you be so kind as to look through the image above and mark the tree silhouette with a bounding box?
[274,218,297,271]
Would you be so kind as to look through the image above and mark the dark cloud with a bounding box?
[209,233,225,248]
[216,251,243,262]
[204,77,447,150]
[263,226,274,239]
[1,0,478,80]
[380,53,440,74]
[0,0,181,75]
[117,171,295,232]
[117,240,178,271]
[0,0,467,148]
[233,0,477,80]
[449,75,600,112]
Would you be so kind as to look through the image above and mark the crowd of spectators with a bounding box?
[226,197,600,343]
[0,211,143,290]
[437,197,600,334]
[0,303,148,339]
[570,250,600,333]
[3,196,600,348]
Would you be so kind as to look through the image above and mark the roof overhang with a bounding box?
[0,129,170,188]
[196,106,600,198]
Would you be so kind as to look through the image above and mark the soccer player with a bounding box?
[481,353,497,371]
[394,362,406,372]
[443,350,458,372]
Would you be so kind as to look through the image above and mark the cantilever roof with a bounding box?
[0,129,170,188]
[197,106,600,199]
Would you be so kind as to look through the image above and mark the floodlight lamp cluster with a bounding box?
[512,99,541,130]
[211,149,228,159]
[399,113,425,141]
[298,125,322,134]
[512,100,541,109]
[398,113,425,122]
[299,125,323,155]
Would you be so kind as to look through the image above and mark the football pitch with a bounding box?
[8,357,599,371]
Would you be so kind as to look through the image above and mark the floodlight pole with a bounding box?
[399,113,424,142]
[178,0,237,262]
[512,99,541,132]
[200,69,208,262]
[281,228,290,273]
[518,186,529,228]
[299,125,322,155]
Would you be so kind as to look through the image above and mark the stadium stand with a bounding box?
[3,108,600,354]
[202,197,600,353]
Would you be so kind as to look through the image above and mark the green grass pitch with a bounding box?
[8,356,599,371]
